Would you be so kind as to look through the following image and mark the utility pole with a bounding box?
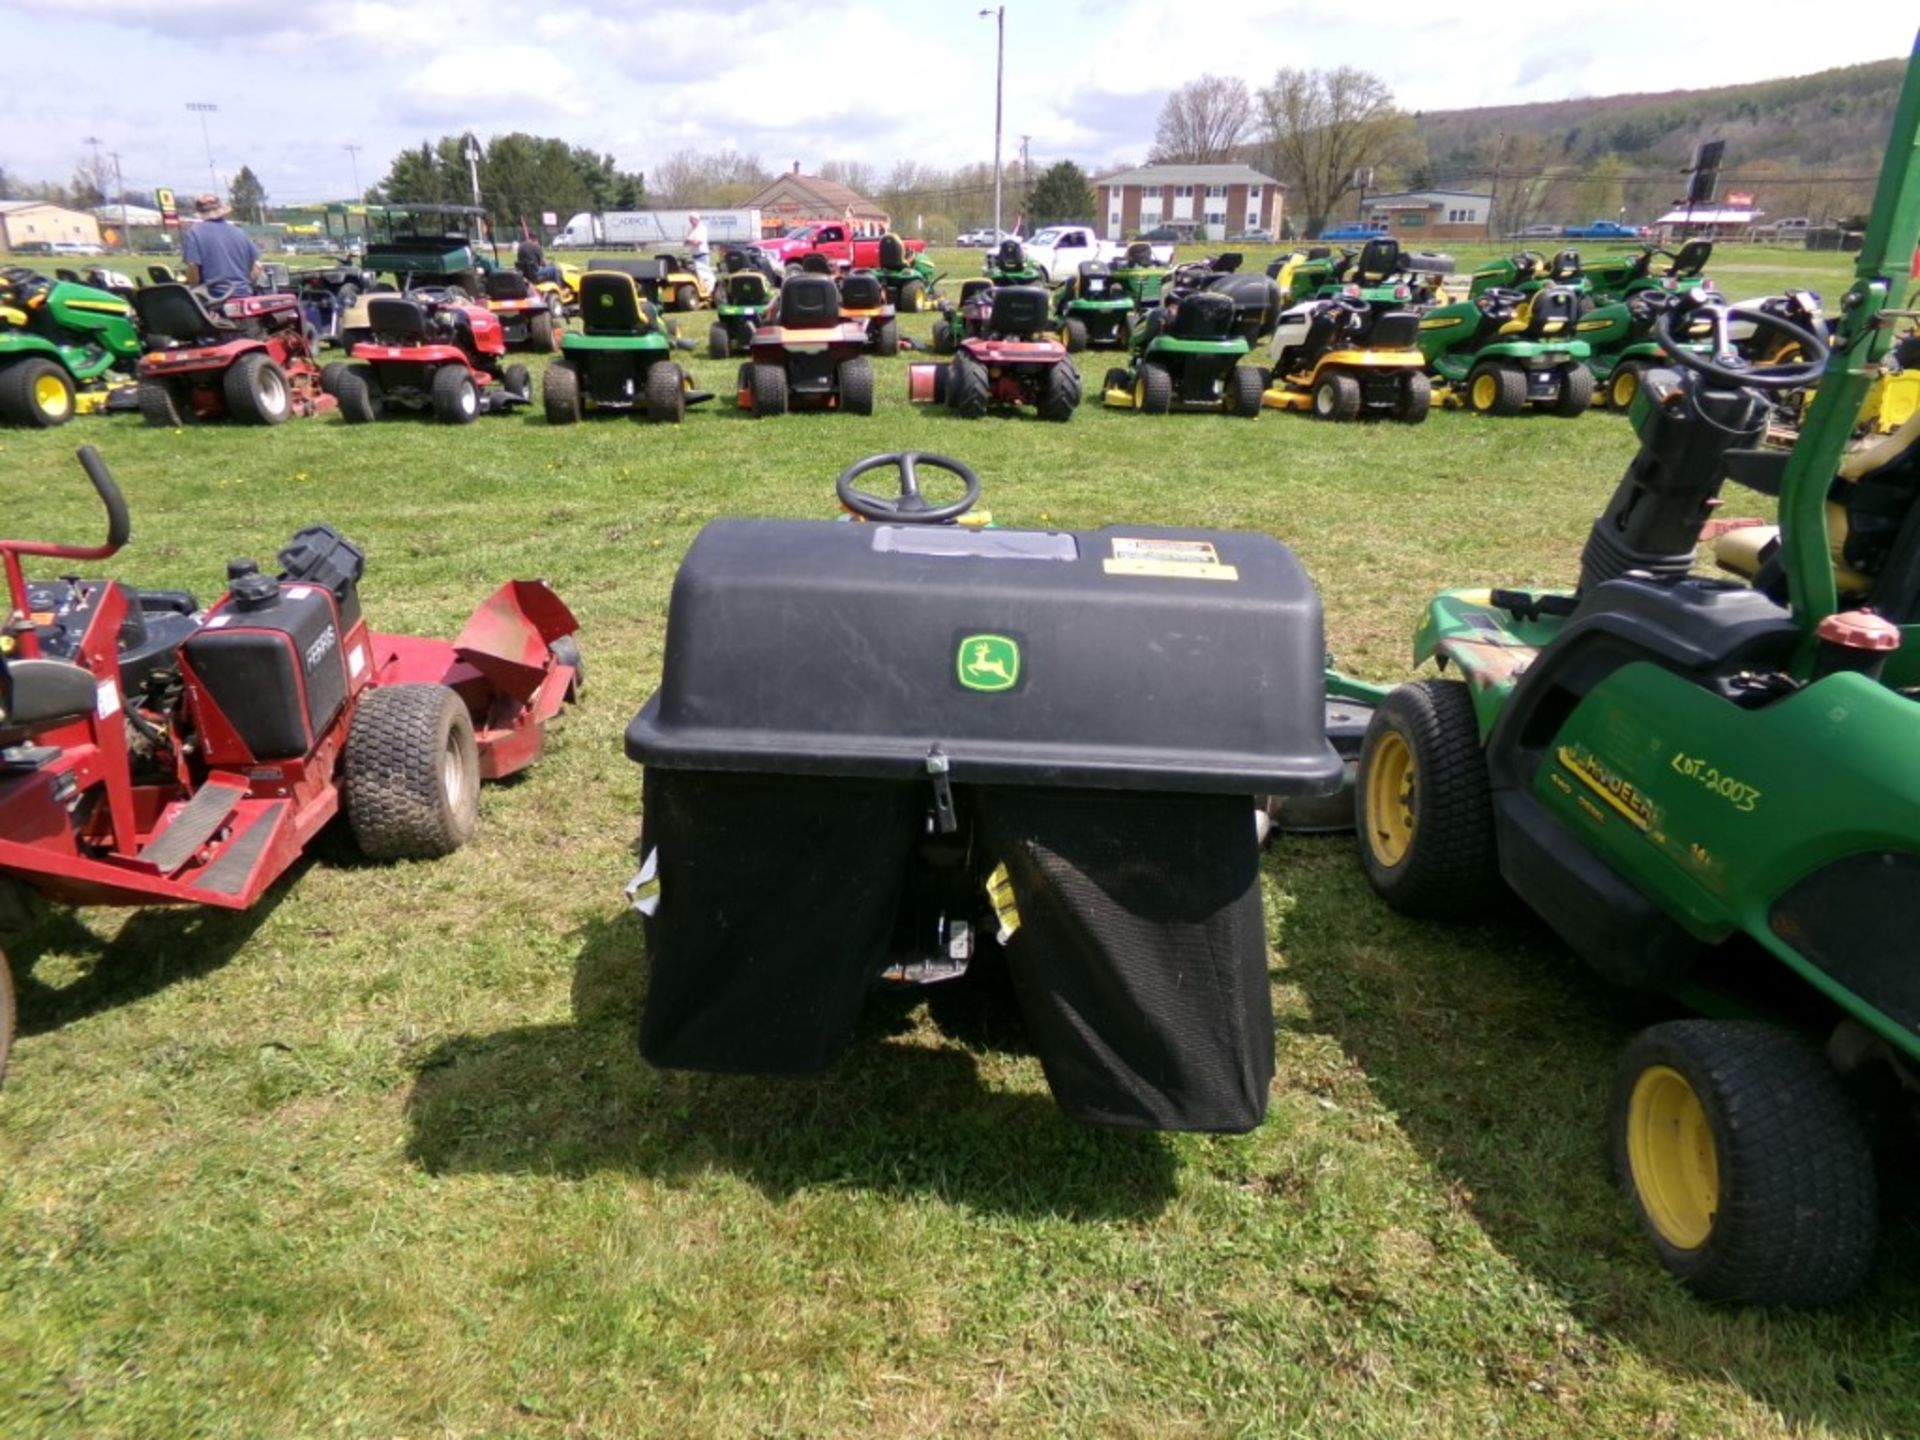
[1019,134,1031,232]
[1486,130,1505,242]
[344,143,363,198]
[980,6,1004,238]
[110,151,129,253]
[186,102,219,195]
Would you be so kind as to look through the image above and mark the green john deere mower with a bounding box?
[0,267,142,425]
[1333,32,1920,1306]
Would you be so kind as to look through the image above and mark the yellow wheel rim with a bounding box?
[1471,373,1497,410]
[1626,1064,1719,1250]
[1364,730,1416,867]
[34,373,71,419]
[1611,369,1638,409]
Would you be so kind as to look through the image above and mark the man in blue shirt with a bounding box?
[181,193,260,297]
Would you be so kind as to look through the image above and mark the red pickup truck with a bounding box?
[757,222,924,273]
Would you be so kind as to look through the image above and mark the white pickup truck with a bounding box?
[1017,226,1176,281]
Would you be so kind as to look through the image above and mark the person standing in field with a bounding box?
[685,212,712,289]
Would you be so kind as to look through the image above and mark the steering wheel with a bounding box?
[836,452,982,524]
[1478,285,1527,313]
[1655,298,1829,390]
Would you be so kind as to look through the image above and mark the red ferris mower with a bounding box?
[907,285,1080,422]
[0,447,582,1082]
[131,284,334,427]
[329,291,531,424]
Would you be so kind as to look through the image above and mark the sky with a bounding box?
[0,0,1912,207]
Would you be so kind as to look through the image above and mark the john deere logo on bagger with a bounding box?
[957,634,1020,692]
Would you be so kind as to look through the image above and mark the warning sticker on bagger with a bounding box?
[1102,537,1239,581]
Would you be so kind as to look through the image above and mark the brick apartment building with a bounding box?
[1093,164,1285,242]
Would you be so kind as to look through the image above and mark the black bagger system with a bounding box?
[625,517,1342,1132]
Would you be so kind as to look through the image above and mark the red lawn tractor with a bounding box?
[329,291,531,424]
[907,286,1080,422]
[734,274,876,418]
[131,284,334,427]
[0,447,582,1082]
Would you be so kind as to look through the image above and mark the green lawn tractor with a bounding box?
[1419,285,1594,415]
[1468,248,1590,304]
[1270,238,1454,310]
[1100,289,1264,419]
[543,269,710,424]
[1574,287,1717,410]
[708,267,775,359]
[0,267,142,426]
[1336,35,1920,1305]
[1110,240,1171,309]
[876,232,939,313]
[1053,261,1137,351]
[985,238,1044,286]
[1584,240,1717,307]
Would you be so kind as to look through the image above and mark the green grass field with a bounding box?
[1,243,1915,1439]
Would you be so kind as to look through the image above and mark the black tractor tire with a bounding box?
[1395,370,1432,424]
[333,366,383,425]
[899,278,925,313]
[708,323,730,360]
[839,356,876,416]
[224,352,292,426]
[503,364,530,400]
[551,633,585,703]
[0,359,76,427]
[137,378,186,428]
[646,361,686,423]
[529,310,557,352]
[931,320,956,356]
[1355,678,1500,920]
[1552,363,1595,417]
[320,360,349,397]
[874,317,900,358]
[1231,363,1265,419]
[673,283,696,312]
[543,360,582,425]
[1038,360,1080,423]
[343,684,481,861]
[749,361,788,417]
[0,952,15,1087]
[1063,317,1089,353]
[1138,360,1173,415]
[1608,360,1646,411]
[1311,370,1362,421]
[1611,1020,1877,1307]
[431,365,479,424]
[948,352,990,419]
[1466,360,1527,416]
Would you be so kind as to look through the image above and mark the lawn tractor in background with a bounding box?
[479,271,562,353]
[533,259,585,318]
[131,284,333,428]
[836,270,901,357]
[1271,240,1454,309]
[1573,286,1717,410]
[1469,248,1590,304]
[875,232,939,313]
[0,446,582,1085]
[1336,37,1920,1303]
[1417,285,1594,415]
[734,273,876,418]
[906,285,1080,422]
[0,267,142,427]
[292,258,374,351]
[927,278,997,355]
[328,291,530,425]
[1203,258,1285,346]
[1053,261,1137,352]
[1100,288,1264,419]
[1110,240,1172,308]
[984,238,1044,286]
[708,263,775,360]
[1260,294,1429,423]
[628,253,714,313]
[544,269,708,424]
[1583,241,1717,307]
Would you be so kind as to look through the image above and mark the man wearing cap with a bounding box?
[181,193,261,298]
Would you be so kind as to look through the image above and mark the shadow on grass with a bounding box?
[403,911,1179,1221]
[1273,836,1920,1439]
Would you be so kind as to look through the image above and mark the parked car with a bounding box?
[1019,225,1174,280]
[1562,220,1641,240]
[1138,223,1199,243]
[1750,216,1812,241]
[1510,224,1563,239]
[48,241,106,256]
[1232,227,1274,243]
[1317,224,1391,243]
[957,228,1018,248]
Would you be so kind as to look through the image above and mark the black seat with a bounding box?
[0,656,99,747]
[799,254,834,276]
[1356,237,1401,283]
[1076,260,1115,300]
[994,239,1027,272]
[1526,288,1581,339]
[723,273,770,306]
[147,264,178,284]
[132,283,229,344]
[986,285,1050,339]
[1167,290,1237,341]
[1549,249,1583,282]
[484,270,534,300]
[878,234,907,270]
[1670,239,1712,276]
[1368,311,1420,350]
[959,278,993,305]
[578,271,650,334]
[367,296,433,343]
[838,272,886,311]
[593,258,667,283]
[1123,242,1153,267]
[774,274,841,327]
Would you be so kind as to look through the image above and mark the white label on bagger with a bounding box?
[1104,536,1239,581]
[96,680,120,719]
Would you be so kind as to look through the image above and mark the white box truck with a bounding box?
[552,209,763,249]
